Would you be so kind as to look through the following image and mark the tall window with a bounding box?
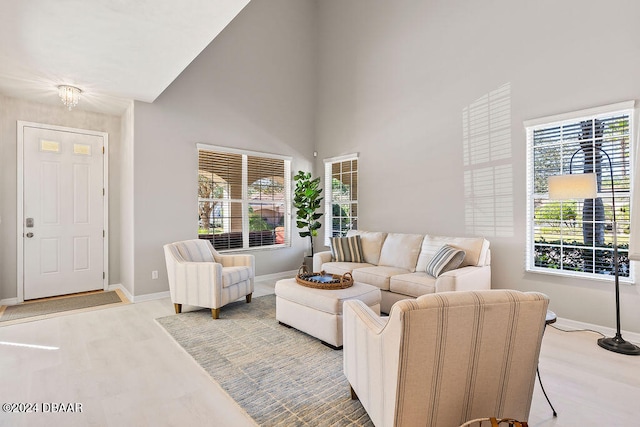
[525,102,634,281]
[197,144,291,251]
[324,154,358,245]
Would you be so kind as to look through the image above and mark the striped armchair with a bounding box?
[343,290,549,427]
[163,239,255,319]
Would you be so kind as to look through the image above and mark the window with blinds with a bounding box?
[324,154,358,245]
[525,103,634,281]
[198,145,291,251]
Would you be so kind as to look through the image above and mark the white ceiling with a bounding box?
[0,0,250,115]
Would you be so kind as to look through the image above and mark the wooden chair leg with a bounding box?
[246,293,252,303]
[174,303,182,314]
[350,386,359,400]
[211,308,220,319]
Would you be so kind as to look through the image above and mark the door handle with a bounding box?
[26,232,34,238]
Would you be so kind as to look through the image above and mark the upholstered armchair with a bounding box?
[343,290,549,427]
[163,239,255,319]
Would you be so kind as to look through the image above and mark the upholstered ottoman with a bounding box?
[275,278,381,349]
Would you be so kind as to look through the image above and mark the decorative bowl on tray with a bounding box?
[295,265,353,289]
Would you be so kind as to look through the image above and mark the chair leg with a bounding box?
[246,293,252,303]
[211,308,220,319]
[174,303,182,314]
[350,386,359,400]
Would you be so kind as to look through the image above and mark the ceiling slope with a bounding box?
[0,0,250,114]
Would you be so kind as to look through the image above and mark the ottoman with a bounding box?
[275,278,381,349]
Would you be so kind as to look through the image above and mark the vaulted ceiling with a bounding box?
[0,0,250,115]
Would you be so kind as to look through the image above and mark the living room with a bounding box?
[1,0,639,425]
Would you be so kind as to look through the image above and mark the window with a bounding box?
[324,154,358,245]
[525,102,634,281]
[197,144,291,251]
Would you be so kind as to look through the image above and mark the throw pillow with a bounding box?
[330,235,364,263]
[426,244,466,278]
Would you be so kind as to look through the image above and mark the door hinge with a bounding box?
[102,146,105,154]
[103,230,105,238]
[103,272,106,279]
[103,188,105,196]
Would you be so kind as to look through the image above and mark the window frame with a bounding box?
[197,143,292,252]
[524,101,636,283]
[324,153,359,246]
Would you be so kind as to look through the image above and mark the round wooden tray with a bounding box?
[295,265,353,290]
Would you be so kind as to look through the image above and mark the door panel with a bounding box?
[23,126,105,300]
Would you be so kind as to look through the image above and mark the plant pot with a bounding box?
[302,256,314,273]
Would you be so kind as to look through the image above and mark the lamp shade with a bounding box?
[548,173,597,200]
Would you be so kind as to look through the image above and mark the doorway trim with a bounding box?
[16,121,109,303]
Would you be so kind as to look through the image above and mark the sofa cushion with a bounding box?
[426,245,465,278]
[330,235,364,263]
[346,230,387,265]
[221,266,252,288]
[321,262,374,276]
[352,266,411,291]
[416,235,489,270]
[378,233,424,272]
[389,272,437,297]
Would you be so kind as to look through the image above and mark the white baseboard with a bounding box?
[106,271,295,305]
[132,291,171,303]
[0,297,18,306]
[555,317,640,345]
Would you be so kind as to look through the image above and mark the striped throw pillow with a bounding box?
[330,235,364,263]
[426,244,466,278]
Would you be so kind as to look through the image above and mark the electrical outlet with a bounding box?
[151,270,158,279]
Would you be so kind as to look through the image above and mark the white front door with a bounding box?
[21,123,106,300]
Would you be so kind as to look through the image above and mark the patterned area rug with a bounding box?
[0,290,127,325]
[156,294,373,426]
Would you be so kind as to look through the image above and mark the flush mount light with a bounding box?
[57,85,82,110]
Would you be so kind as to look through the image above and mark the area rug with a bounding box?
[156,294,373,426]
[0,290,128,325]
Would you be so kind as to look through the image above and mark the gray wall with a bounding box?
[0,94,122,300]
[315,0,640,332]
[130,0,317,296]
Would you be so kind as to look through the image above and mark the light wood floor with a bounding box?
[1,278,638,427]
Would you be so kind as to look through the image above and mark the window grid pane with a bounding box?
[198,149,289,251]
[528,110,632,279]
[325,157,358,244]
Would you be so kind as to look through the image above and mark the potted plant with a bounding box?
[293,171,323,271]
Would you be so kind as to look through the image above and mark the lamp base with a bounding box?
[597,334,640,356]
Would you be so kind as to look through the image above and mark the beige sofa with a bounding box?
[313,230,491,313]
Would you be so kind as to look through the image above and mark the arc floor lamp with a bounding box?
[548,147,640,355]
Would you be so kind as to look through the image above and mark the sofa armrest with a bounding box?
[313,251,333,272]
[168,260,224,307]
[218,253,255,269]
[343,300,402,427]
[435,265,491,293]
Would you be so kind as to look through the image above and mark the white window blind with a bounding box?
[525,102,635,281]
[198,145,291,251]
[324,154,358,246]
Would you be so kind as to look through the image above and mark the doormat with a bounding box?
[0,290,128,326]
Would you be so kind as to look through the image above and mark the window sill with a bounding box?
[525,266,635,285]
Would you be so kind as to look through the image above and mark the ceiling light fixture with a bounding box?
[57,85,82,110]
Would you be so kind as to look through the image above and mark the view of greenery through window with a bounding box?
[530,112,631,278]
[198,149,289,250]
[325,157,358,244]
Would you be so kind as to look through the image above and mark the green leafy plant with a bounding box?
[293,171,323,257]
